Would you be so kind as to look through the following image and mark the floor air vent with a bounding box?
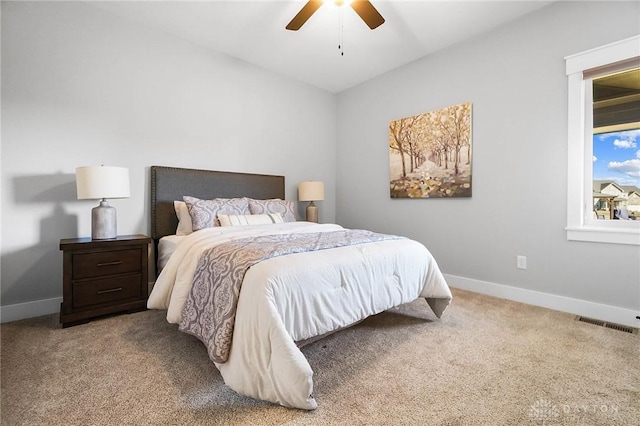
[576,316,638,334]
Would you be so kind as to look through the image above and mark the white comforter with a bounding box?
[148,222,452,409]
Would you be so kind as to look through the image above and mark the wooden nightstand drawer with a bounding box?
[73,275,142,308]
[72,249,141,279]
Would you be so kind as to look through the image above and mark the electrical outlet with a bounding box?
[517,255,527,269]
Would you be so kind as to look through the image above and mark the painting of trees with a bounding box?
[389,102,472,198]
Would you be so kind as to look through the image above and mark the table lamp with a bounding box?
[76,166,130,240]
[298,181,324,223]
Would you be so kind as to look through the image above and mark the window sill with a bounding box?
[566,225,640,245]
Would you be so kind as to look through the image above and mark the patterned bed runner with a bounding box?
[179,229,401,363]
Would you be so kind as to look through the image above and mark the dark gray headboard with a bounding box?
[150,166,285,242]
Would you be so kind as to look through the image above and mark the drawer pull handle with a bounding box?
[97,261,123,267]
[97,287,123,295]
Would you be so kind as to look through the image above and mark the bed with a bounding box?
[147,165,452,410]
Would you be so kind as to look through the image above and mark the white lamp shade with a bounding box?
[76,166,130,200]
[298,181,325,202]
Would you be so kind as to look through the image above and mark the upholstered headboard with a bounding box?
[150,165,285,243]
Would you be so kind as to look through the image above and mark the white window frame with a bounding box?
[565,35,640,246]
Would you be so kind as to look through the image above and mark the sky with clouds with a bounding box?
[593,129,640,188]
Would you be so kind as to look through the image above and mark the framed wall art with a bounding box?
[389,102,472,198]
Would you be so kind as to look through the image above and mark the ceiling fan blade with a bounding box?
[286,0,324,31]
[350,0,385,29]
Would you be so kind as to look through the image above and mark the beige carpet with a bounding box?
[1,288,638,425]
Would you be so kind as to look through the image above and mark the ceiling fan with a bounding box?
[286,0,385,31]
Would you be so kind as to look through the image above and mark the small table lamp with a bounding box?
[298,181,324,223]
[76,166,130,240]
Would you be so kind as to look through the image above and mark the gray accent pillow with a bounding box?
[249,199,297,222]
[184,196,250,231]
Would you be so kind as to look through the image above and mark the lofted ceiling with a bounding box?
[89,0,555,93]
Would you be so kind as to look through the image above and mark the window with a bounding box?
[565,35,640,245]
[592,68,640,221]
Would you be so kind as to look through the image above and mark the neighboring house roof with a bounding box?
[593,180,625,194]
[621,186,640,196]
[594,181,640,196]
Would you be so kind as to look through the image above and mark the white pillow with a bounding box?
[218,213,284,227]
[174,201,193,236]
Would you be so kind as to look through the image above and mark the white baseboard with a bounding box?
[0,297,62,324]
[445,274,640,329]
[0,281,156,324]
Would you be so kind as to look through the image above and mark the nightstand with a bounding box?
[60,234,151,327]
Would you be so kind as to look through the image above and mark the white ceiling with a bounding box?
[89,0,555,93]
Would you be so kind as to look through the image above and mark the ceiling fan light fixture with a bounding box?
[286,0,384,31]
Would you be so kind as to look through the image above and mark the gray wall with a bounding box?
[1,2,336,309]
[336,1,640,312]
